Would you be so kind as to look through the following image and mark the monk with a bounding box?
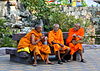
[48,24,70,64]
[17,24,53,66]
[66,23,86,63]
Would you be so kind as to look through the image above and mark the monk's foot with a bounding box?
[80,59,86,63]
[70,55,73,61]
[32,61,37,66]
[67,60,72,62]
[67,57,73,62]
[61,59,67,63]
[46,61,54,65]
[58,60,63,64]
[32,63,37,66]
[67,59,73,62]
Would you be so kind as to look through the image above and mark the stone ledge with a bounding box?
[82,44,100,49]
[0,47,16,56]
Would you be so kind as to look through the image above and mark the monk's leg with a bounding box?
[56,51,63,64]
[45,55,50,63]
[45,54,54,64]
[70,54,73,61]
[78,49,86,63]
[61,48,70,59]
[53,44,63,64]
[33,52,37,66]
[78,49,83,60]
[69,43,75,61]
[61,48,70,62]
[56,51,61,60]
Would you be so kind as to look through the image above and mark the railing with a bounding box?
[12,32,69,41]
[84,35,100,44]
[95,35,100,44]
[12,32,100,44]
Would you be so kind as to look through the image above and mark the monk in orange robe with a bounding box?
[66,23,86,63]
[48,24,70,64]
[18,25,53,66]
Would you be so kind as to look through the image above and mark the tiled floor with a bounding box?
[0,49,100,71]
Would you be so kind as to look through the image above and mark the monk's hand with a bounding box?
[77,35,83,39]
[40,35,45,40]
[72,34,77,37]
[72,40,77,45]
[51,41,56,44]
[32,38,41,45]
[58,43,64,47]
[77,40,83,44]
[44,36,48,41]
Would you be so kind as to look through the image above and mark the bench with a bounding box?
[7,32,80,64]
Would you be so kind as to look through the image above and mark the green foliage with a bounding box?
[0,19,7,38]
[48,12,90,32]
[82,1,88,7]
[20,0,90,32]
[0,19,17,47]
[0,36,17,47]
[20,0,51,19]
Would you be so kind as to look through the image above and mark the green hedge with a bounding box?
[0,19,17,47]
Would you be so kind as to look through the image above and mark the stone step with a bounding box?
[82,44,100,49]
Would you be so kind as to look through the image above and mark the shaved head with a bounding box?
[53,24,59,32]
[35,24,42,28]
[74,23,81,27]
[74,23,81,31]
[35,24,42,33]
[53,24,59,28]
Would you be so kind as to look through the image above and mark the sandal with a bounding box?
[58,60,63,64]
[81,59,86,63]
[61,59,67,63]
[46,62,54,65]
[32,63,37,66]
[32,61,37,66]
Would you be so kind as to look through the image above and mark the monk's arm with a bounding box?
[48,32,54,44]
[76,28,85,44]
[40,35,46,42]
[77,28,84,39]
[60,30,64,45]
[31,34,41,45]
[66,28,73,44]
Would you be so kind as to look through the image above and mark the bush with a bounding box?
[44,11,91,32]
[0,36,17,47]
[0,19,17,47]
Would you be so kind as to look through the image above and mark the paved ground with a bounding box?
[0,49,100,71]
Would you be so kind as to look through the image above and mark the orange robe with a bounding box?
[18,29,51,60]
[66,28,84,55]
[48,29,69,53]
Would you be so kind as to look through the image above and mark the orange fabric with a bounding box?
[18,29,51,60]
[48,29,69,52]
[66,28,84,55]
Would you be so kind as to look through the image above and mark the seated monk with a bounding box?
[17,24,53,66]
[66,23,86,63]
[48,24,70,64]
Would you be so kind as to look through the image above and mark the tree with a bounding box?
[20,0,90,32]
[20,0,51,19]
